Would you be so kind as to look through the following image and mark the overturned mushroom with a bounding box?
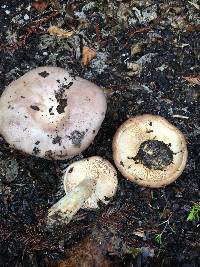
[0,67,106,159]
[48,156,118,226]
[112,114,187,188]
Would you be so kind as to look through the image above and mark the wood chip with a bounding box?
[183,75,200,85]
[48,26,74,37]
[188,1,200,10]
[81,47,96,66]
[32,0,49,12]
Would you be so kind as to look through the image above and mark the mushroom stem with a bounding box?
[48,178,95,226]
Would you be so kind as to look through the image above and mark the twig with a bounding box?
[172,115,189,119]
[128,27,151,37]
[95,23,101,43]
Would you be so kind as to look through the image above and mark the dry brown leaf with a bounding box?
[32,0,49,12]
[186,24,200,32]
[49,0,61,10]
[81,47,96,66]
[48,26,74,37]
[183,75,200,85]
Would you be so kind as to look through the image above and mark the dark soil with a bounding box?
[0,1,200,266]
[130,140,174,170]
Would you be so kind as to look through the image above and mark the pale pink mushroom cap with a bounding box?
[0,67,107,159]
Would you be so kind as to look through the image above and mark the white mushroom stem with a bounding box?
[47,156,118,227]
[48,178,95,226]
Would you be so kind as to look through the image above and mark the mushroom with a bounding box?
[48,156,118,226]
[112,114,187,188]
[0,67,106,160]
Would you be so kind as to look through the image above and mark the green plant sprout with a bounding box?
[154,233,162,245]
[126,247,141,258]
[187,203,200,221]
[154,213,174,246]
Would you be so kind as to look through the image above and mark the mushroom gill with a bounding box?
[112,114,188,188]
[48,156,118,226]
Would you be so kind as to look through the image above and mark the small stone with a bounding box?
[5,10,10,14]
[175,192,183,198]
[136,53,157,66]
[0,158,19,183]
[26,4,31,11]
[24,14,29,20]
[141,5,157,24]
[141,247,154,258]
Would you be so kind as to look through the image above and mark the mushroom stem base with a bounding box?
[47,178,95,226]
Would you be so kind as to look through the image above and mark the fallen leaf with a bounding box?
[186,24,200,32]
[183,75,200,85]
[81,47,96,66]
[32,0,49,12]
[48,26,74,37]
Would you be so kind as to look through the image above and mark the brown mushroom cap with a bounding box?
[112,114,188,188]
[0,67,106,159]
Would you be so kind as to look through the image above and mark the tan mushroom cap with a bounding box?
[112,114,188,188]
[63,156,118,209]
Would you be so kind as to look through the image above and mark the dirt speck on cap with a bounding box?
[52,135,62,146]
[38,71,49,78]
[30,105,40,111]
[68,130,86,148]
[54,86,68,114]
